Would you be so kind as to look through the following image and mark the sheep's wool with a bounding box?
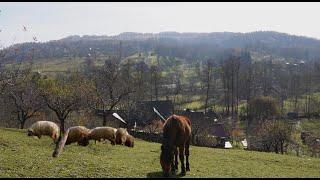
[29,121,59,139]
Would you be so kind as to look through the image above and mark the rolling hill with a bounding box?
[2,31,320,64]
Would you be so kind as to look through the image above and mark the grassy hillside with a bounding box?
[300,119,320,137]
[0,128,319,178]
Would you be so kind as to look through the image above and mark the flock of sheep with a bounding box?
[27,121,134,157]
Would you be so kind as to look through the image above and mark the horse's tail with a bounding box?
[52,128,70,158]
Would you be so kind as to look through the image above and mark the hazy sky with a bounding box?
[1,2,320,47]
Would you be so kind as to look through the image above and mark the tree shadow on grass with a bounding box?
[146,171,184,178]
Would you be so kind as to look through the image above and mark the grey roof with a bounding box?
[135,100,174,124]
[211,123,229,138]
[179,110,228,138]
[180,111,205,123]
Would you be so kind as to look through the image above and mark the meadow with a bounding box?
[0,128,319,178]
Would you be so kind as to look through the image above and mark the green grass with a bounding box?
[300,119,320,137]
[32,58,85,72]
[0,128,320,178]
[5,58,86,73]
[283,92,320,114]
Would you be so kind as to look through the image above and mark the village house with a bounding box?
[133,100,174,126]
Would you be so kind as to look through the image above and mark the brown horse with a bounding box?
[160,114,191,177]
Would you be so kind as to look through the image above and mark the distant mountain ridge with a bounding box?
[59,31,320,44]
[2,31,320,62]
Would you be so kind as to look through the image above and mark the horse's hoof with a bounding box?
[186,168,190,171]
[163,172,169,177]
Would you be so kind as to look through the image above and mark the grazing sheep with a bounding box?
[88,127,116,145]
[27,121,60,143]
[52,126,90,158]
[115,128,128,145]
[116,128,134,147]
[124,134,134,148]
[65,126,91,146]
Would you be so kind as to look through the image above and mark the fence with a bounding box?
[128,129,162,143]
[128,129,225,148]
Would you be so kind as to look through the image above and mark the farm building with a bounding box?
[133,100,174,126]
[92,100,173,129]
[211,123,230,147]
[94,109,128,128]
[178,109,230,147]
[178,109,220,129]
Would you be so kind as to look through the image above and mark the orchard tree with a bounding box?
[7,69,44,129]
[38,73,88,134]
[87,57,134,126]
[254,120,293,154]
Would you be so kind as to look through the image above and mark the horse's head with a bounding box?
[160,144,174,177]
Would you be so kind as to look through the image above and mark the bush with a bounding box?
[248,96,281,122]
[248,120,293,154]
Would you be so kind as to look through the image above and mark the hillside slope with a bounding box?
[0,128,319,178]
[2,31,320,63]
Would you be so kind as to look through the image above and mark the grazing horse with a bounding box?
[160,114,191,177]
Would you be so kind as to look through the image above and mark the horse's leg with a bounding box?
[171,156,175,174]
[179,145,186,176]
[174,147,179,171]
[171,147,178,174]
[185,139,190,171]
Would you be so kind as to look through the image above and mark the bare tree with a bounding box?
[150,65,161,101]
[7,69,44,129]
[221,55,240,130]
[87,57,134,126]
[252,120,293,154]
[39,74,86,134]
[134,61,149,102]
[202,59,214,114]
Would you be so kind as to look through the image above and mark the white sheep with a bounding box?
[88,127,117,145]
[115,128,134,147]
[65,126,91,146]
[27,121,60,143]
[115,128,128,145]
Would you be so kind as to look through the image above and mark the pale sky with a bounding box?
[1,2,320,48]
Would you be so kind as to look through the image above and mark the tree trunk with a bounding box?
[275,143,279,154]
[231,64,234,129]
[60,118,65,134]
[294,95,298,112]
[103,111,107,126]
[155,74,158,101]
[20,120,25,129]
[223,79,227,115]
[226,80,230,116]
[205,83,210,114]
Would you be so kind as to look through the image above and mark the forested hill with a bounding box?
[2,31,320,63]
